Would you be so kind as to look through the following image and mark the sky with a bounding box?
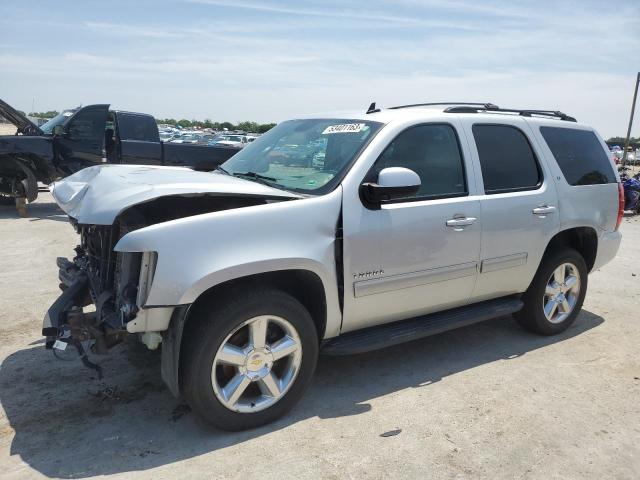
[1,0,639,137]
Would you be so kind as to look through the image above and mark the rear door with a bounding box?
[459,118,559,301]
[54,105,109,175]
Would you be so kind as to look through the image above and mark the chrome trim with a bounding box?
[480,252,527,273]
[354,261,478,298]
[532,205,556,216]
[445,216,477,228]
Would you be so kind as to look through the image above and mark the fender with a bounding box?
[115,186,344,339]
[0,135,57,188]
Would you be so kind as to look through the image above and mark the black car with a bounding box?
[0,99,241,202]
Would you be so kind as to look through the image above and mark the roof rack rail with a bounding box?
[444,105,577,122]
[389,102,498,110]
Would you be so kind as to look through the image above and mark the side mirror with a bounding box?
[53,125,65,136]
[360,167,421,205]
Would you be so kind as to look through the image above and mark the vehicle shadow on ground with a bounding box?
[0,310,603,478]
[0,202,67,222]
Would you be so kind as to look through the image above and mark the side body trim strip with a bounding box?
[480,252,527,273]
[354,261,478,298]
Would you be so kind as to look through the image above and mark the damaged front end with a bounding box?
[43,164,301,378]
[43,220,160,377]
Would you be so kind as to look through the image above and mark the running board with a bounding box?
[321,297,523,356]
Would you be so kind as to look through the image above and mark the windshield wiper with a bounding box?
[232,171,278,185]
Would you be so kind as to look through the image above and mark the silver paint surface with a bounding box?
[50,164,299,225]
[115,188,344,338]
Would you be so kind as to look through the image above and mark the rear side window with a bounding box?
[539,127,616,185]
[472,124,541,194]
[117,113,160,142]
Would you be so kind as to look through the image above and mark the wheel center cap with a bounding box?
[246,352,267,371]
[243,349,274,379]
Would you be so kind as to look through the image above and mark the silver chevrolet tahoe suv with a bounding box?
[44,102,623,430]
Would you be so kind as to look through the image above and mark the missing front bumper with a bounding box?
[43,272,89,348]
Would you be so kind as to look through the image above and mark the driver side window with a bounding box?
[67,108,105,141]
[372,124,467,201]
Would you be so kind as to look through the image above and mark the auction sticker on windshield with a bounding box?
[323,123,366,134]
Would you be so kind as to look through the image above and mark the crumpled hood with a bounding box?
[50,164,300,225]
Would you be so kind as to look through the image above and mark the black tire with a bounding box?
[182,288,319,431]
[515,247,588,335]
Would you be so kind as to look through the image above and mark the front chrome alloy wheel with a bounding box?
[543,262,581,324]
[212,315,303,413]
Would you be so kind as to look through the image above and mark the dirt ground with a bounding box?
[0,123,18,135]
[0,193,639,480]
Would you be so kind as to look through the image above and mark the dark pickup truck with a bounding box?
[0,99,241,203]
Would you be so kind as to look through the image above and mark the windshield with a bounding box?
[40,110,76,134]
[221,118,383,194]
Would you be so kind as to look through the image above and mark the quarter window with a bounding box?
[371,124,467,200]
[472,124,541,194]
[539,127,616,185]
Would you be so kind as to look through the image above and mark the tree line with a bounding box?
[606,136,639,146]
[24,111,276,133]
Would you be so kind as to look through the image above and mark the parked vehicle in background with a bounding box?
[610,145,623,164]
[209,134,249,148]
[43,102,621,431]
[170,134,200,144]
[0,99,241,202]
[619,165,640,213]
[159,131,175,142]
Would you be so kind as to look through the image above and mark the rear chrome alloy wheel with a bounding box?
[542,262,581,324]
[212,315,303,413]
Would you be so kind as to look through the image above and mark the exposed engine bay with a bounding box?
[43,193,278,376]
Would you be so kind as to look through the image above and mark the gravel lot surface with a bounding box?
[0,192,638,480]
[0,124,17,135]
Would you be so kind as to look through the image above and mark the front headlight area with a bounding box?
[117,251,174,348]
[115,251,158,325]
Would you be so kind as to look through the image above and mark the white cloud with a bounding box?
[186,0,486,30]
[1,0,638,137]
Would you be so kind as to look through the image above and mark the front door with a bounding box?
[54,105,109,175]
[341,122,482,333]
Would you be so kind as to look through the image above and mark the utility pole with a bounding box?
[622,72,640,166]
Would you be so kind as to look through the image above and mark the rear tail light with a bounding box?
[616,183,624,231]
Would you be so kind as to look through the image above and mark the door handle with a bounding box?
[532,205,556,216]
[446,216,477,228]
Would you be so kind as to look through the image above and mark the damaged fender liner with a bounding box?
[160,305,191,398]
